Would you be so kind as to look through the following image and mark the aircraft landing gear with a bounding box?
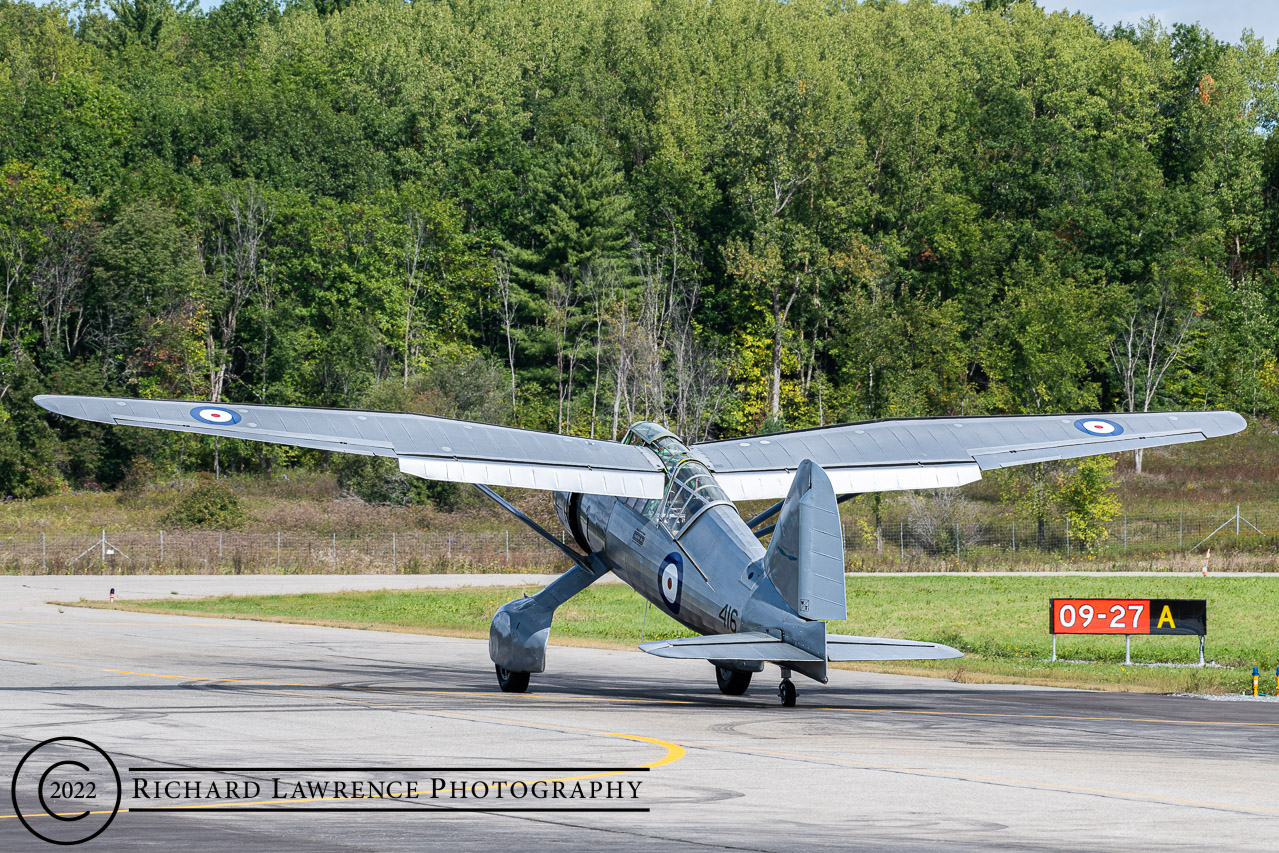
[715,665,752,695]
[777,666,797,707]
[495,665,530,693]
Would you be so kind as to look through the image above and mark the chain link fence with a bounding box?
[2,507,1276,575]
[0,529,568,575]
[846,507,1279,560]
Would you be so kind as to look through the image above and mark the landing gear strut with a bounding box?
[495,665,530,693]
[778,666,797,707]
[715,665,752,695]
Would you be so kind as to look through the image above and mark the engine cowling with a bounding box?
[552,491,591,553]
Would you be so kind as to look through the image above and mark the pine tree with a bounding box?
[511,126,634,291]
[506,127,635,432]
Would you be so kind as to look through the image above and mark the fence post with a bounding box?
[277,532,281,569]
[505,530,510,563]
[101,529,106,571]
[42,532,46,571]
[332,533,337,571]
[1066,516,1070,556]
[448,535,452,561]
[219,532,223,559]
[1011,519,1015,552]
[1123,515,1127,550]
[899,522,904,562]
[1179,513,1183,549]
[160,530,164,567]
[955,523,960,557]
[392,532,397,572]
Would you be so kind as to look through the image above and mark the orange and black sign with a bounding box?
[1049,599,1206,636]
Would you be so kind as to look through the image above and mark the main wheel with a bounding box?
[778,678,796,707]
[495,665,530,693]
[715,666,752,696]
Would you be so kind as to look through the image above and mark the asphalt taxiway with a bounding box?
[1,575,1276,852]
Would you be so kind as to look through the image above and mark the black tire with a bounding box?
[496,665,530,693]
[715,666,752,696]
[779,679,796,707]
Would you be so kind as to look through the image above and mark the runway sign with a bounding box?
[1050,599,1206,636]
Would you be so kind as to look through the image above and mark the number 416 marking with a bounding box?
[718,604,738,632]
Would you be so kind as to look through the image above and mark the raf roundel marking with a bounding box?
[190,406,242,426]
[1074,418,1123,437]
[658,552,683,615]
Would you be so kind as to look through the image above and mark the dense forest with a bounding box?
[0,0,1277,501]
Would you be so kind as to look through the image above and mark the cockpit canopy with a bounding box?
[622,422,730,535]
[621,422,688,473]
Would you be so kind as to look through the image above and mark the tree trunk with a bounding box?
[495,259,518,421]
[769,272,802,423]
[771,321,783,421]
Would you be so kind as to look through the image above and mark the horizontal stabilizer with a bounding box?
[640,632,962,663]
[640,633,823,662]
[826,634,963,662]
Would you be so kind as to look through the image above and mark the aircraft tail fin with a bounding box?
[763,459,847,621]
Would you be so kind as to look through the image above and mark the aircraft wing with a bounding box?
[33,395,666,499]
[639,632,962,662]
[694,411,1246,501]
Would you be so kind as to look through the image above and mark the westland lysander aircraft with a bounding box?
[36,395,1244,705]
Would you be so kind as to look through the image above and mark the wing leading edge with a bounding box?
[33,395,667,499]
[695,411,1246,501]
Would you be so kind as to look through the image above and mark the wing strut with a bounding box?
[471,484,591,570]
[745,499,785,530]
[753,492,859,540]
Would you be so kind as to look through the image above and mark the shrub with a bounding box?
[116,458,164,505]
[161,478,248,529]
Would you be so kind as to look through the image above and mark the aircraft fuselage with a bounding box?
[552,423,829,680]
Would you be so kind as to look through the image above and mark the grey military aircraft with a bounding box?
[34,395,1244,705]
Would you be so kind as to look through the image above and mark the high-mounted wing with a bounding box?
[34,395,666,499]
[695,411,1246,501]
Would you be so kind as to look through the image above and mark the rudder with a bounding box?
[763,459,847,621]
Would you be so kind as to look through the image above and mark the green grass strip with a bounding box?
[89,576,1279,695]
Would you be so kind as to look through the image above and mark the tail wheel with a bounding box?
[495,665,530,693]
[715,666,752,696]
